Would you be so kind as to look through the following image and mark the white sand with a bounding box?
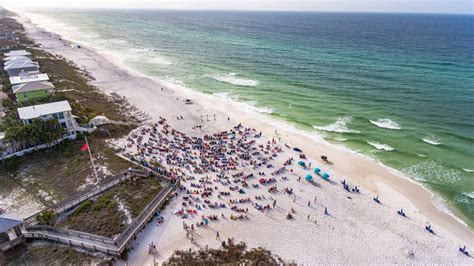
[15,13,474,264]
[0,187,44,219]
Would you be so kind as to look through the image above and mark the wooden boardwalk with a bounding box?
[22,170,177,256]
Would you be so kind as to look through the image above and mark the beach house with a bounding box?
[12,81,55,103]
[0,216,25,260]
[4,61,39,77]
[0,39,14,51]
[17,100,77,137]
[0,31,14,41]
[9,73,49,86]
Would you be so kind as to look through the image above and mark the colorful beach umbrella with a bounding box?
[305,174,313,181]
[314,168,321,174]
[322,173,330,180]
[298,161,306,166]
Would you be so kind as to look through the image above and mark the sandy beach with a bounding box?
[15,13,474,264]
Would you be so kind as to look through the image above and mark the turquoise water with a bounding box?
[26,10,474,226]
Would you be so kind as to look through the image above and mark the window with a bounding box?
[60,122,67,128]
[57,112,65,119]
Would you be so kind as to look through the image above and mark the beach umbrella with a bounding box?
[293,147,302,152]
[322,173,330,180]
[298,161,306,167]
[313,168,321,174]
[305,174,313,181]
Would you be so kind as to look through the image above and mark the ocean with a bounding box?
[23,9,474,226]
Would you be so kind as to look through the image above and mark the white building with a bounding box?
[9,73,49,86]
[5,61,39,77]
[17,100,77,137]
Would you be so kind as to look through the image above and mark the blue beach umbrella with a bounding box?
[293,147,302,152]
[298,161,306,167]
[305,174,313,181]
[314,168,321,174]
[322,173,330,180]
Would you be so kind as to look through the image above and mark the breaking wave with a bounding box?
[463,168,474,173]
[208,73,258,87]
[463,192,474,199]
[367,141,395,151]
[370,118,401,130]
[422,136,442,146]
[313,116,361,134]
[213,92,273,114]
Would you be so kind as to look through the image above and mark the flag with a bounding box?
[81,142,89,152]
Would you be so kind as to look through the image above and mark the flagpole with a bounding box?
[85,136,99,183]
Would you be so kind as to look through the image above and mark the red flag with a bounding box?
[81,143,89,152]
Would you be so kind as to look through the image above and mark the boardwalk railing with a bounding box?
[115,184,175,254]
[24,169,148,225]
[25,225,116,245]
[22,181,177,256]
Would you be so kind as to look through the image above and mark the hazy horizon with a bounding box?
[1,0,473,15]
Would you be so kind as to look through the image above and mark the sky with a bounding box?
[1,0,473,14]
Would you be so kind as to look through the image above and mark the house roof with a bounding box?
[12,81,55,94]
[3,55,29,62]
[9,73,49,85]
[18,100,72,120]
[0,216,23,233]
[5,57,32,66]
[4,50,30,57]
[4,61,38,70]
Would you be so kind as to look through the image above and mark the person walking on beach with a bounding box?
[308,200,311,207]
[314,196,317,204]
[324,207,328,216]
[273,199,277,208]
[216,231,220,240]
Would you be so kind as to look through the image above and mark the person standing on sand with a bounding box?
[216,231,220,240]
[314,196,317,204]
[273,199,277,208]
[308,200,310,207]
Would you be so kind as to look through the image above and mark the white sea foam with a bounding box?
[127,47,173,65]
[213,93,273,114]
[369,118,401,130]
[462,168,474,173]
[208,73,258,87]
[463,192,474,199]
[146,57,173,66]
[422,136,442,146]
[334,138,348,142]
[313,116,361,134]
[367,141,395,151]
